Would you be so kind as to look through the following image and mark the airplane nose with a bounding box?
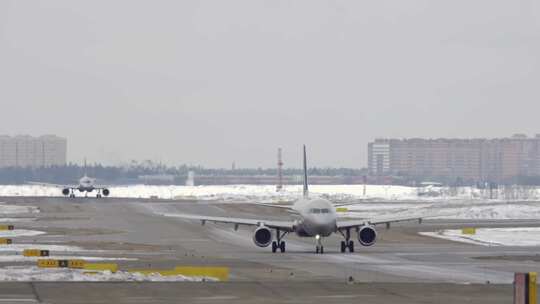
[313,214,333,225]
[311,215,336,235]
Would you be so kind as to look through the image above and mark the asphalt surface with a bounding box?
[0,196,539,303]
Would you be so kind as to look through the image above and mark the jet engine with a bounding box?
[62,188,70,196]
[102,188,110,196]
[358,225,377,246]
[253,226,272,247]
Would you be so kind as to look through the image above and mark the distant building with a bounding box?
[0,135,67,168]
[368,134,540,183]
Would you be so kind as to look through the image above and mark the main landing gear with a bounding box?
[272,229,287,253]
[315,235,324,254]
[338,228,355,253]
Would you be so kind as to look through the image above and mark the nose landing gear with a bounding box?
[315,235,324,254]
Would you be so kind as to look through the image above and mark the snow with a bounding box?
[0,184,419,201]
[2,184,540,202]
[0,229,45,237]
[0,255,135,262]
[0,243,83,252]
[0,203,39,214]
[340,200,540,220]
[0,218,36,222]
[420,227,540,246]
[0,266,214,282]
[4,185,540,220]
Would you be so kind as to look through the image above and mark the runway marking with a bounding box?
[314,294,375,299]
[0,299,37,302]
[195,296,239,300]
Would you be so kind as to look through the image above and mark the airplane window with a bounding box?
[321,208,329,213]
[310,208,321,214]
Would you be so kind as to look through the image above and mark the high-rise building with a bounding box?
[0,135,67,168]
[368,135,540,183]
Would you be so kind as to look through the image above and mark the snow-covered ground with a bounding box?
[0,255,135,263]
[0,184,420,201]
[340,201,540,220]
[2,184,540,202]
[0,217,36,222]
[0,266,214,282]
[0,202,39,214]
[0,243,83,252]
[420,227,540,246]
[0,229,45,237]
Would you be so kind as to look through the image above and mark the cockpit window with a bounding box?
[310,208,329,214]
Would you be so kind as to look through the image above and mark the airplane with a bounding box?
[61,174,110,198]
[61,160,110,198]
[164,146,424,254]
[30,160,110,198]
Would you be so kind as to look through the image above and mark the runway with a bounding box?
[0,197,538,303]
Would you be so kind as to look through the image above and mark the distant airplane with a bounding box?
[164,146,424,254]
[30,160,110,198]
[61,160,110,198]
[61,174,110,198]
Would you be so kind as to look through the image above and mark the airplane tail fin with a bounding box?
[303,145,309,198]
[84,158,87,176]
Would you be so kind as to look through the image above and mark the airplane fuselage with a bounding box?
[78,175,95,192]
[292,198,337,237]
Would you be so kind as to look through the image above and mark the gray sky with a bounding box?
[1,1,539,168]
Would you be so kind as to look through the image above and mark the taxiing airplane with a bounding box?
[61,173,110,198]
[30,160,110,198]
[167,146,424,254]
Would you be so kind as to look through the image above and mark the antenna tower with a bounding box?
[276,148,283,192]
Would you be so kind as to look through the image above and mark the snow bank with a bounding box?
[0,229,45,237]
[341,201,540,220]
[0,266,213,282]
[0,203,39,214]
[0,243,83,252]
[2,184,540,202]
[420,227,540,246]
[0,218,36,222]
[0,184,418,201]
[0,255,135,263]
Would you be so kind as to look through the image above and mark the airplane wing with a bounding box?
[162,213,296,232]
[253,203,299,214]
[27,182,73,188]
[337,215,423,230]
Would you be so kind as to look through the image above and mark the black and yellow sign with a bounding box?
[23,249,50,257]
[68,260,86,269]
[37,259,59,268]
[0,238,12,245]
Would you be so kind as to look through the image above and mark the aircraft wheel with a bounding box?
[320,246,324,254]
[96,194,102,198]
[316,246,319,254]
[271,241,278,253]
[280,241,286,253]
[340,241,346,253]
[349,241,354,253]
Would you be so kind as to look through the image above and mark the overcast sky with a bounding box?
[1,1,539,168]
